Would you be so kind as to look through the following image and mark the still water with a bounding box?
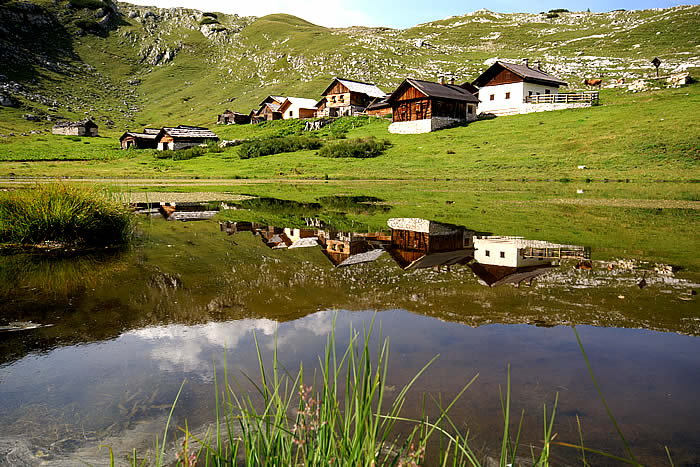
[1,204,699,465]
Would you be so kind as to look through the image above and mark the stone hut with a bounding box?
[217,110,251,125]
[119,128,159,149]
[52,119,99,137]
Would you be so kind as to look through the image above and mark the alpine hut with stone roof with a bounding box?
[217,110,250,125]
[387,78,479,134]
[155,125,218,151]
[52,119,99,137]
[316,78,386,118]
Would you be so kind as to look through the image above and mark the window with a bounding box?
[485,250,490,257]
[331,96,336,103]
[289,111,293,117]
[545,89,551,95]
[505,92,511,99]
[489,94,495,101]
[468,105,474,114]
[528,91,533,97]
[339,95,344,102]
[500,251,505,258]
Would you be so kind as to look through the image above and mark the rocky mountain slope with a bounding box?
[0,0,698,132]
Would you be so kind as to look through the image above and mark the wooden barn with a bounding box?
[217,110,250,125]
[366,97,392,117]
[250,96,286,123]
[52,119,98,137]
[316,78,386,118]
[387,78,478,134]
[387,218,474,270]
[278,97,318,119]
[155,125,218,151]
[119,128,159,149]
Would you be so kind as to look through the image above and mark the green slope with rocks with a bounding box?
[0,1,698,135]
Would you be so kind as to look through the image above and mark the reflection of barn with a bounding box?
[119,128,159,149]
[318,230,390,267]
[387,218,474,270]
[470,236,590,286]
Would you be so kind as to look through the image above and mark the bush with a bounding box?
[172,145,206,161]
[0,184,133,247]
[238,136,321,159]
[548,8,569,13]
[318,137,391,159]
[546,12,559,18]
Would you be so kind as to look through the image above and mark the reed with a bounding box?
[0,183,133,247]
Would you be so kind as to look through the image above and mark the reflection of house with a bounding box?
[278,98,318,119]
[387,78,478,134]
[52,119,99,137]
[472,60,571,116]
[217,110,250,125]
[316,78,386,118]
[119,128,159,149]
[317,230,390,267]
[155,126,218,150]
[469,263,558,287]
[387,218,474,270]
[473,236,590,268]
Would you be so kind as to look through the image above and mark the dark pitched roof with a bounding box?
[53,118,98,129]
[366,97,391,110]
[321,77,386,98]
[158,125,218,140]
[143,128,160,135]
[258,95,287,107]
[120,131,158,142]
[472,61,568,87]
[387,79,479,104]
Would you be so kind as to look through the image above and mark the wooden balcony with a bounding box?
[524,92,599,104]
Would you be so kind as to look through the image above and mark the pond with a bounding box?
[1,196,699,465]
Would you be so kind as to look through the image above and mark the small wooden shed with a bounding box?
[155,125,219,150]
[52,119,99,137]
[217,110,250,125]
[119,128,159,149]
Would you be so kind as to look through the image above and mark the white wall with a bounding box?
[473,238,549,268]
[477,82,559,114]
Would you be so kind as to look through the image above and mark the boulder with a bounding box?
[627,79,648,92]
[666,72,691,86]
[0,93,18,107]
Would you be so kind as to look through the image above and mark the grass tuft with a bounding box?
[0,184,133,247]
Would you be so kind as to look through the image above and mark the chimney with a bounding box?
[522,58,529,67]
[438,76,446,85]
[534,61,542,70]
[449,77,455,85]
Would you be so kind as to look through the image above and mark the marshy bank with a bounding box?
[0,184,133,249]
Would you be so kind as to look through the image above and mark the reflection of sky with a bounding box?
[1,310,700,465]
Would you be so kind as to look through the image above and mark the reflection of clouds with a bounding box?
[126,310,364,377]
[129,319,278,375]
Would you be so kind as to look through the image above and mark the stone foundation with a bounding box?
[388,117,468,134]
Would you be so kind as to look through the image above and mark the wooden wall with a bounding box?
[484,68,523,86]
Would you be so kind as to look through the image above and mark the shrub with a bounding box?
[546,13,559,18]
[0,184,133,247]
[172,145,206,161]
[318,137,391,159]
[548,8,569,13]
[238,136,321,159]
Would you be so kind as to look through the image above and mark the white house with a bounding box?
[472,60,569,116]
[278,97,318,120]
[473,236,588,268]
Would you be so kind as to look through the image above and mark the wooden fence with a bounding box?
[524,92,599,104]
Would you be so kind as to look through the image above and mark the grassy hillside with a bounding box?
[0,1,698,134]
[1,84,697,181]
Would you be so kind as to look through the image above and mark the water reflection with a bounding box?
[219,215,591,287]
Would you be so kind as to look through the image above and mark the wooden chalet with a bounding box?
[317,78,386,118]
[217,110,250,125]
[251,96,286,123]
[52,119,98,137]
[387,78,478,134]
[387,218,475,270]
[278,97,318,119]
[472,60,575,115]
[119,128,159,149]
[155,125,218,151]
